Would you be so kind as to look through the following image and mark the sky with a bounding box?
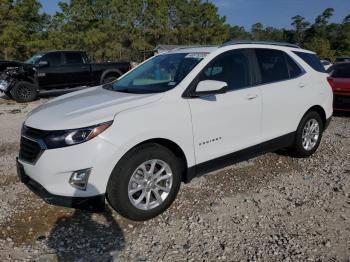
[39,0,350,30]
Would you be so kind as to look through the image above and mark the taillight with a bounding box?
[327,77,334,89]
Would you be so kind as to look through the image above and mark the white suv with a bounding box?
[17,41,333,220]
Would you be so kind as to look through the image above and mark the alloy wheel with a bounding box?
[128,159,173,210]
[302,119,320,151]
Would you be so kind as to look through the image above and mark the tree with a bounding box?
[251,22,264,40]
[0,2,349,62]
[290,15,310,44]
[0,0,48,60]
[303,38,336,60]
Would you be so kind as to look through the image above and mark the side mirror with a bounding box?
[38,60,49,67]
[193,80,228,97]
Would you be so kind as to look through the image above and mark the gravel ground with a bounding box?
[0,94,349,262]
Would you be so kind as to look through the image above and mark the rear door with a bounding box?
[188,49,262,164]
[254,48,308,141]
[61,52,91,87]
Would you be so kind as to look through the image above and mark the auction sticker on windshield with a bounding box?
[185,52,209,59]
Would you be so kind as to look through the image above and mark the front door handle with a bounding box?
[299,83,306,88]
[246,94,258,100]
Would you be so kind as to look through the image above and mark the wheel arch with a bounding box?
[111,137,190,184]
[136,138,189,183]
[100,69,122,84]
[304,105,327,128]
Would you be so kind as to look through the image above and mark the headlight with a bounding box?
[44,121,113,149]
[0,79,10,91]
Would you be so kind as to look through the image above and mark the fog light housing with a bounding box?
[69,168,92,190]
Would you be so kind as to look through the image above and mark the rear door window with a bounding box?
[285,54,303,78]
[255,49,289,84]
[65,53,84,65]
[293,51,326,73]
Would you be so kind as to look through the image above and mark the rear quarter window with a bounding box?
[293,51,326,73]
[285,54,303,78]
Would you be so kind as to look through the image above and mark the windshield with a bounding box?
[105,52,207,94]
[25,54,43,65]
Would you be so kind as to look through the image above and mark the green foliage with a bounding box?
[303,38,335,59]
[0,1,348,62]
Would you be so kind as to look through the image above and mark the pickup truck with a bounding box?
[0,51,131,102]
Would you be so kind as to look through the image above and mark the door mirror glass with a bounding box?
[194,80,228,96]
[38,60,49,67]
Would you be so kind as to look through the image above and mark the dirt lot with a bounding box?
[0,94,349,262]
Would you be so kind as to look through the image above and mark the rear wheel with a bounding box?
[102,76,118,84]
[291,111,323,158]
[107,143,182,221]
[10,81,37,103]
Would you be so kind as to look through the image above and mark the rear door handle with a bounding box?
[246,94,258,100]
[299,83,306,88]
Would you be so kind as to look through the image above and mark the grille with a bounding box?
[19,137,42,163]
[19,126,48,163]
[22,126,49,139]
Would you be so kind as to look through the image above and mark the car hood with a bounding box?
[25,86,163,130]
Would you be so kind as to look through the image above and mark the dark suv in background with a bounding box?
[0,50,131,102]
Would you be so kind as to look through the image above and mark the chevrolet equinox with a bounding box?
[17,41,333,221]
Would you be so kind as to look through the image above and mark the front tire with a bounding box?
[107,143,182,221]
[10,81,37,103]
[291,111,324,158]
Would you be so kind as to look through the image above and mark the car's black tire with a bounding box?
[10,81,37,103]
[102,76,118,84]
[107,143,182,221]
[291,111,324,158]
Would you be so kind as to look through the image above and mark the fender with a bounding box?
[4,74,38,92]
[100,69,122,84]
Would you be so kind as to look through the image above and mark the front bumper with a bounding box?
[18,134,121,197]
[0,79,11,92]
[17,158,105,211]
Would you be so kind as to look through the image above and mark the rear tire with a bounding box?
[291,111,324,158]
[107,143,182,221]
[10,81,37,103]
[102,76,118,84]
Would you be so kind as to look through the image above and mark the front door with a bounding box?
[188,49,262,164]
[37,52,65,89]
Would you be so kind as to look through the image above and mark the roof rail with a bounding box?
[221,40,300,49]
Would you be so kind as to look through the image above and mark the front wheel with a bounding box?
[10,81,37,103]
[107,143,182,221]
[291,111,324,158]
